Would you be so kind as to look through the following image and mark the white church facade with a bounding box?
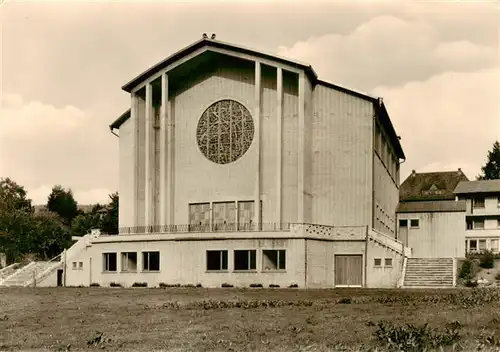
[1,36,415,289]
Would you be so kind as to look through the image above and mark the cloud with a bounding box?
[0,94,117,205]
[276,15,497,91]
[373,67,500,181]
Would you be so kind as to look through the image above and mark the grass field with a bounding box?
[1,287,500,351]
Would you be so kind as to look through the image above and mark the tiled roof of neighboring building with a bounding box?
[399,169,469,202]
[396,200,466,213]
[454,179,500,195]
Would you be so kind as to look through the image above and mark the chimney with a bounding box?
[411,170,416,177]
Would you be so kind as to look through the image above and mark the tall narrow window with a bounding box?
[238,201,255,231]
[121,252,137,272]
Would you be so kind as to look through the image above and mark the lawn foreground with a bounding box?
[1,287,500,351]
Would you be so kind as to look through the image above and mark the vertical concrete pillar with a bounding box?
[159,73,168,227]
[276,67,283,225]
[254,61,261,229]
[131,93,139,228]
[145,83,154,230]
[167,82,175,226]
[297,72,305,224]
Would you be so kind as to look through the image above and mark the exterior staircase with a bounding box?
[0,260,61,287]
[402,258,454,288]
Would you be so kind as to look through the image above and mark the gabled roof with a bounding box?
[399,169,469,202]
[454,179,500,195]
[396,200,466,213]
[110,37,405,159]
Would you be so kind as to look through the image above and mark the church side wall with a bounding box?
[310,85,374,227]
[373,155,398,237]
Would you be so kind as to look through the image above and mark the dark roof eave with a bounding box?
[375,101,405,160]
[110,109,131,130]
[122,38,318,93]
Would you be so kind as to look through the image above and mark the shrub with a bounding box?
[459,259,473,280]
[269,284,280,288]
[249,283,263,288]
[337,298,352,304]
[132,282,147,287]
[289,283,298,288]
[465,280,478,288]
[109,282,122,287]
[373,320,461,351]
[196,283,202,287]
[221,282,234,288]
[158,282,167,288]
[479,250,495,269]
[90,283,100,287]
[495,272,500,281]
[159,283,181,288]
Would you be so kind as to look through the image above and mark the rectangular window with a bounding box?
[399,219,408,227]
[262,250,286,271]
[490,239,499,252]
[188,203,211,232]
[121,252,137,272]
[384,258,393,267]
[498,219,500,229]
[469,240,477,251]
[466,221,473,230]
[238,201,255,231]
[473,197,485,208]
[206,250,228,271]
[410,219,419,228]
[213,201,236,231]
[103,253,117,272]
[474,220,485,229]
[374,258,382,267]
[142,251,160,271]
[234,250,257,271]
[72,262,77,270]
[78,262,83,270]
[479,239,487,251]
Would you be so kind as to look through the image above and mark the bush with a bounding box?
[249,283,263,288]
[159,283,181,288]
[459,259,473,280]
[269,284,280,288]
[132,282,147,287]
[196,283,202,287]
[289,283,298,288]
[479,250,495,269]
[373,320,461,351]
[109,282,122,287]
[90,283,100,287]
[495,272,500,281]
[221,282,234,288]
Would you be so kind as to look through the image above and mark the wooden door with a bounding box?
[334,255,363,287]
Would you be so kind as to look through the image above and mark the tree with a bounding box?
[478,141,500,180]
[47,185,78,226]
[101,192,118,235]
[30,211,72,260]
[0,177,32,213]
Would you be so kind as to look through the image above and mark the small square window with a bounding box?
[72,262,77,270]
[78,262,83,270]
[399,219,408,227]
[410,219,419,228]
[384,258,393,267]
[469,240,477,251]
[374,258,382,267]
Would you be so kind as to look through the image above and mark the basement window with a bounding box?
[410,219,419,228]
[262,250,286,271]
[142,251,160,272]
[384,258,393,267]
[121,252,137,272]
[374,258,382,267]
[234,250,257,271]
[206,250,228,271]
[103,253,117,272]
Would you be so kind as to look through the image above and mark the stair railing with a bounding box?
[0,261,36,286]
[24,253,62,287]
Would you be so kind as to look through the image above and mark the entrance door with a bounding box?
[57,269,63,287]
[334,255,363,287]
[398,219,408,247]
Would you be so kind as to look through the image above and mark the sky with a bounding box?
[1,0,499,205]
